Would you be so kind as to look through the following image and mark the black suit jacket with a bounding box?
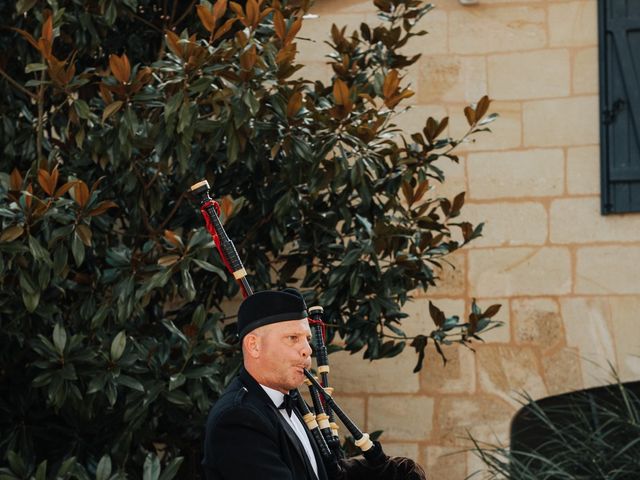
[203,368,329,480]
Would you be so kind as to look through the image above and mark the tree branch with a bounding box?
[0,65,37,100]
[128,12,164,34]
[172,1,197,28]
[158,191,187,231]
[35,69,46,167]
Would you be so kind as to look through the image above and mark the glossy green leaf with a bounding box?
[191,259,226,279]
[168,373,186,391]
[192,304,206,327]
[163,389,192,407]
[7,451,26,477]
[87,374,108,394]
[143,454,160,480]
[96,455,111,480]
[158,457,184,480]
[161,320,189,345]
[56,457,78,478]
[22,289,40,312]
[115,374,145,392]
[53,323,67,354]
[74,100,91,120]
[53,245,68,275]
[181,268,196,301]
[71,231,85,267]
[16,0,38,14]
[110,330,127,361]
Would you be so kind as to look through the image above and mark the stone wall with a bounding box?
[297,0,640,477]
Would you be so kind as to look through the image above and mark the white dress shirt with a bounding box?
[260,384,319,478]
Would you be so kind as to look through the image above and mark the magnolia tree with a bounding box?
[0,0,499,477]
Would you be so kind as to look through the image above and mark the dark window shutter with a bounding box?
[599,0,640,214]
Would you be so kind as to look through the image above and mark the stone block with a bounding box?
[467,149,564,199]
[331,395,366,437]
[298,62,333,83]
[467,451,491,480]
[488,49,570,100]
[404,9,448,58]
[379,442,420,461]
[420,344,476,395]
[576,246,640,294]
[462,201,547,247]
[512,298,564,349]
[422,446,467,480]
[418,55,487,104]
[424,250,466,297]
[523,96,599,147]
[311,0,376,14]
[298,389,366,437]
[450,101,522,153]
[541,347,584,396]
[297,12,379,63]
[560,297,618,388]
[573,47,598,94]
[549,1,598,47]
[474,0,544,3]
[393,105,448,142]
[401,68,420,106]
[367,395,435,441]
[552,197,640,244]
[567,146,600,195]
[449,6,546,54]
[476,345,548,408]
[607,297,640,382]
[436,396,515,446]
[329,350,420,393]
[469,247,572,297]
[295,27,328,65]
[423,156,468,205]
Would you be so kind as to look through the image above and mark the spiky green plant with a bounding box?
[468,374,640,480]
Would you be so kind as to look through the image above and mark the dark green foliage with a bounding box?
[0,0,499,477]
[468,377,640,479]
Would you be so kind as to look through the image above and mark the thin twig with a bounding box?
[0,65,37,99]
[172,1,197,28]
[132,166,158,236]
[158,191,187,231]
[145,169,161,190]
[35,69,46,167]
[129,12,164,34]
[169,0,179,24]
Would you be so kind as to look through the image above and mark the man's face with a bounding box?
[247,318,313,393]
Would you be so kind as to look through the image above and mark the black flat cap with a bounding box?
[237,288,308,340]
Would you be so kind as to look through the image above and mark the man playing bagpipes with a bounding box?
[193,181,427,479]
[202,289,325,479]
[201,289,427,480]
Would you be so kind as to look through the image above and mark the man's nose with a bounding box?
[301,339,312,357]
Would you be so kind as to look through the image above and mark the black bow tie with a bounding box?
[278,391,296,417]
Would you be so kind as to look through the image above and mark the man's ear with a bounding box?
[243,333,260,358]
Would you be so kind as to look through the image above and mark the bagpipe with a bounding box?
[190,179,427,480]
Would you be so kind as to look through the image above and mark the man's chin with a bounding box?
[290,373,306,389]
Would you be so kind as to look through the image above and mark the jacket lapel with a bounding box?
[276,406,319,480]
[238,369,319,480]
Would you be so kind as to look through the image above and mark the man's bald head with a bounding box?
[242,318,312,393]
